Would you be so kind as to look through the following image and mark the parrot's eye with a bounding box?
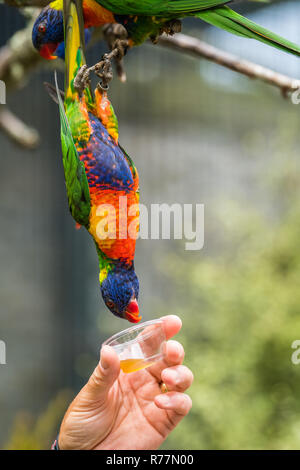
[38,24,46,34]
[106,300,114,309]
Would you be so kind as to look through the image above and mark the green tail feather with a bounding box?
[55,70,76,154]
[196,6,300,56]
[55,70,91,227]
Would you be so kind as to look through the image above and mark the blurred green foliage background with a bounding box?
[1,0,300,450]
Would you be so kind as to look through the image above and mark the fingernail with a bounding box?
[158,395,171,407]
[167,370,180,384]
[100,347,109,370]
[160,315,181,325]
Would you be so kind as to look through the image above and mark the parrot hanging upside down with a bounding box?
[32,0,300,61]
[54,0,141,322]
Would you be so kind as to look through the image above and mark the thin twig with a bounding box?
[157,33,300,96]
[4,0,50,7]
[0,106,40,148]
[0,9,44,148]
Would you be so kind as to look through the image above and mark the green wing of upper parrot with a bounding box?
[195,6,300,56]
[92,0,230,15]
[55,72,91,227]
[96,0,300,56]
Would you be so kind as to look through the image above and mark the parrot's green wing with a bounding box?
[96,0,229,15]
[55,72,91,227]
[98,0,300,56]
[196,6,300,56]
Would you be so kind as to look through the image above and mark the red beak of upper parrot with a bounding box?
[39,43,58,60]
[125,299,141,323]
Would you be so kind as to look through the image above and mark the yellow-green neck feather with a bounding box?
[64,1,86,100]
[50,0,63,11]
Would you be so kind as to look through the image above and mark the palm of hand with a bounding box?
[59,317,193,451]
[95,369,174,450]
[65,367,175,450]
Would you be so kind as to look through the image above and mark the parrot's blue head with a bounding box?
[101,264,141,323]
[32,5,64,59]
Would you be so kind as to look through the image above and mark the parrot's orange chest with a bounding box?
[88,189,139,263]
[82,0,115,27]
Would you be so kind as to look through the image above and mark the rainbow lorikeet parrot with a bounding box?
[54,0,141,322]
[32,0,300,60]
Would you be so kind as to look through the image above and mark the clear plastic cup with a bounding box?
[103,319,166,373]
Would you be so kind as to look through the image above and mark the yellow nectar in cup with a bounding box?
[103,319,166,374]
[120,358,157,373]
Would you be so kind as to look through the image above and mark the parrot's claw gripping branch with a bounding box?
[151,19,182,44]
[102,23,128,83]
[74,37,128,93]
[74,64,90,95]
[161,19,182,37]
[102,23,128,46]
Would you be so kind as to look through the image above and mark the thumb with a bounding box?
[84,345,120,401]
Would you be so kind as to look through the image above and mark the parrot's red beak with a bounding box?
[39,43,58,60]
[125,299,141,323]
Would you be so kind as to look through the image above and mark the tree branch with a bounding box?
[0,8,47,148]
[1,7,300,149]
[157,33,300,96]
[0,9,43,90]
[4,0,50,7]
[0,106,39,148]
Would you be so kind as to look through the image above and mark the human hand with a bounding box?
[58,315,193,450]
